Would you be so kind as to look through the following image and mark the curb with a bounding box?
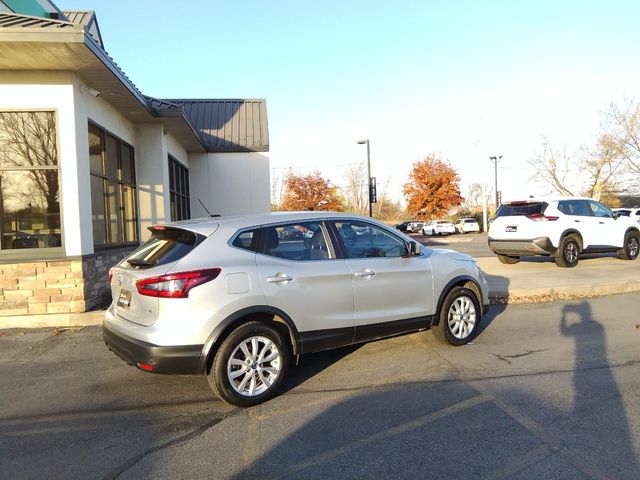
[0,310,105,330]
[489,280,640,303]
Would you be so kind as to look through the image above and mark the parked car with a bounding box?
[406,221,424,233]
[104,212,490,406]
[455,218,481,234]
[613,207,640,224]
[488,197,640,267]
[394,221,410,232]
[422,220,455,236]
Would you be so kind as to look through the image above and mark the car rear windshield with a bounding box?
[123,227,205,269]
[464,219,476,223]
[495,202,548,218]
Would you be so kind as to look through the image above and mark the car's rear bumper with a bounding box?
[488,237,557,256]
[103,323,204,374]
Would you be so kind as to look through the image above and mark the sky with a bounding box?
[57,0,640,205]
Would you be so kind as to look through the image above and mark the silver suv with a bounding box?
[104,212,489,406]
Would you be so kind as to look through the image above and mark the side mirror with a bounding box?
[408,241,423,256]
[613,212,620,219]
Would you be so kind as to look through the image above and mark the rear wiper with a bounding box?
[126,259,155,267]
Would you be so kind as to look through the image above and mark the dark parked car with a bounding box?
[395,221,410,232]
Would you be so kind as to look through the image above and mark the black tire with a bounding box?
[208,321,289,407]
[620,231,640,260]
[555,234,580,268]
[433,287,481,346]
[497,253,519,264]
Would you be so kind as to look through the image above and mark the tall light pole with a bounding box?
[357,139,372,217]
[489,155,503,212]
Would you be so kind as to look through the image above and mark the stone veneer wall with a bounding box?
[0,249,133,316]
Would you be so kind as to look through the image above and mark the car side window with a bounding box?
[333,220,408,258]
[232,229,259,251]
[559,200,591,216]
[259,222,331,261]
[588,201,613,218]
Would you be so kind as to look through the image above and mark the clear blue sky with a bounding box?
[58,0,640,203]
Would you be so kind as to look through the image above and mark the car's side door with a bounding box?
[256,220,356,353]
[586,200,623,248]
[558,200,596,247]
[330,219,434,342]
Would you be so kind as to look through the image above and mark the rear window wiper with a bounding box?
[126,259,156,267]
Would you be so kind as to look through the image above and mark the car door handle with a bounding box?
[599,221,605,224]
[574,220,581,223]
[266,273,293,284]
[354,268,376,279]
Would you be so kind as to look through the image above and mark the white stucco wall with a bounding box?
[189,152,270,217]
[135,124,170,240]
[0,71,84,256]
[72,74,137,254]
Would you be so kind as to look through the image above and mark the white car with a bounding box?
[104,212,490,406]
[613,207,640,224]
[422,220,455,236]
[455,218,481,234]
[406,221,424,233]
[488,197,640,267]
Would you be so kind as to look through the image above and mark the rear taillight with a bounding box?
[108,268,114,284]
[136,268,221,298]
[526,214,559,221]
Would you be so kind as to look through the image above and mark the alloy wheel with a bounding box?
[447,295,477,340]
[564,241,578,264]
[227,336,281,397]
[627,237,639,258]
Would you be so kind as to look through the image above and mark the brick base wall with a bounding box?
[0,249,133,317]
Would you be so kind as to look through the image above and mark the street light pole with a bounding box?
[489,155,503,212]
[357,139,372,217]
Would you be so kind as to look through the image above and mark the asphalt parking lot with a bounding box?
[2,294,639,479]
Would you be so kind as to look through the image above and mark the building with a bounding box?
[0,0,270,319]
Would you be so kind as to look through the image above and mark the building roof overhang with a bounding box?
[0,15,207,152]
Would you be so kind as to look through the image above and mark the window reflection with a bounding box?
[0,111,61,250]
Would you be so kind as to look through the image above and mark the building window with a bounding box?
[0,111,62,251]
[169,156,190,221]
[89,122,138,247]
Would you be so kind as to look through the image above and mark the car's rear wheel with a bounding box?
[555,234,580,268]
[433,287,480,346]
[208,321,289,407]
[497,253,519,264]
[620,231,640,260]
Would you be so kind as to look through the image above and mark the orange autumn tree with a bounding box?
[403,155,463,219]
[281,170,344,211]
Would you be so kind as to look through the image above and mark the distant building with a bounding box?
[0,0,270,318]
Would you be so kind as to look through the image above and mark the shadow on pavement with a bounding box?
[559,301,640,479]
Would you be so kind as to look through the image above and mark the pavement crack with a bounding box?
[490,349,550,364]
[102,408,240,480]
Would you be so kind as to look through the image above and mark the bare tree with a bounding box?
[581,134,627,200]
[342,163,368,215]
[529,136,577,196]
[603,98,640,175]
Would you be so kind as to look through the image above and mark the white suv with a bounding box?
[104,212,489,406]
[488,198,640,267]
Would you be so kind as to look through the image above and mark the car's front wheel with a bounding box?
[620,231,640,260]
[555,234,580,268]
[208,321,289,407]
[433,287,480,346]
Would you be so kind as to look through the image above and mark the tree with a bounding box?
[281,170,344,211]
[528,136,577,196]
[581,133,626,200]
[403,155,463,219]
[603,98,640,175]
[342,163,368,215]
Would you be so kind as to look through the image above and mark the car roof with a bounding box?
[152,211,387,236]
